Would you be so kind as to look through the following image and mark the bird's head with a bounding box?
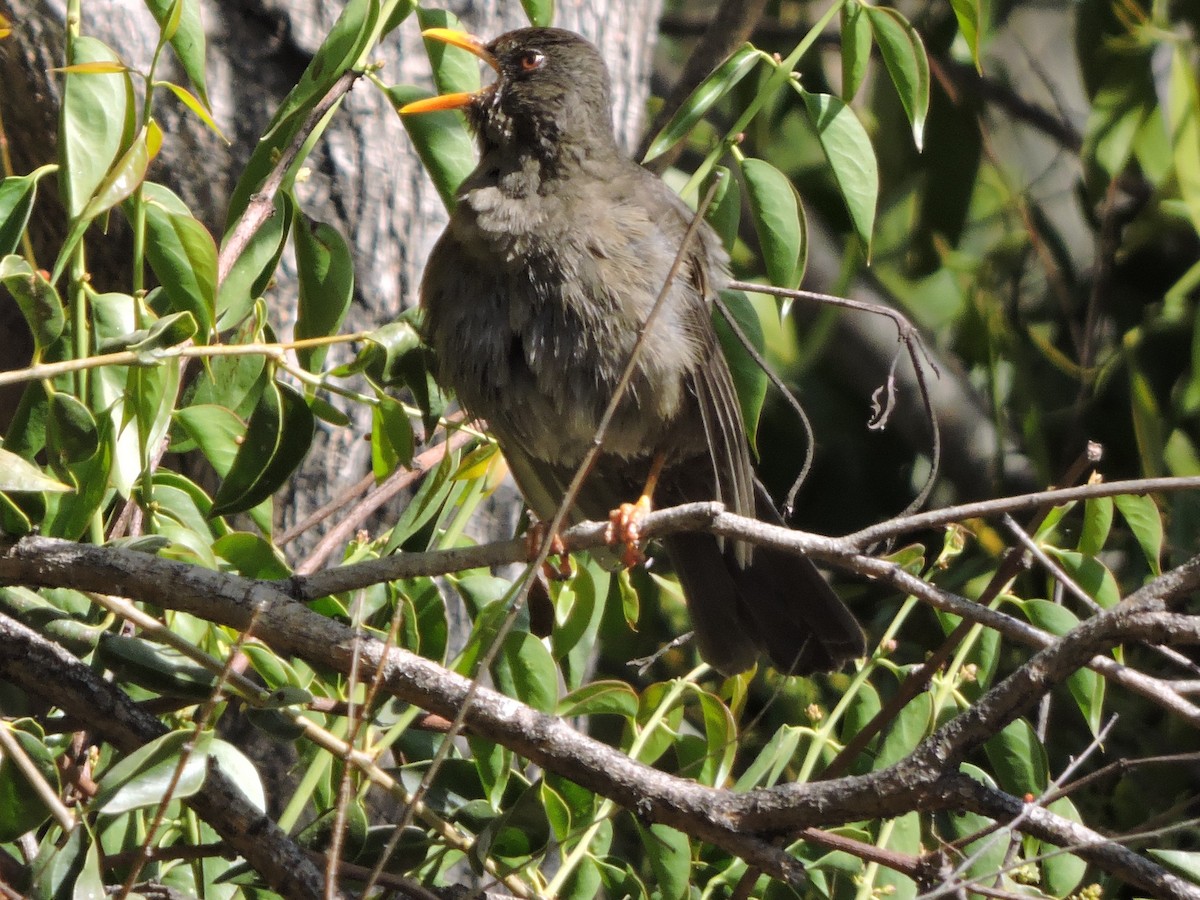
[401,27,619,169]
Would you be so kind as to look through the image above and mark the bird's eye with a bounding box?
[518,49,545,72]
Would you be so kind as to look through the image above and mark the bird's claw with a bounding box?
[606,495,652,568]
[526,522,572,580]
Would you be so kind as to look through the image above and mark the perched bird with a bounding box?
[402,27,865,675]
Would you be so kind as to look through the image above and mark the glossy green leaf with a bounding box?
[294,208,355,372]
[54,124,157,283]
[43,418,113,540]
[798,90,877,255]
[0,255,65,353]
[949,0,982,72]
[940,764,1007,881]
[1114,493,1163,575]
[217,191,294,329]
[840,0,872,101]
[33,821,104,900]
[643,45,760,163]
[213,532,291,579]
[140,182,218,339]
[0,448,71,493]
[0,721,60,842]
[740,157,806,289]
[94,729,214,814]
[382,444,460,552]
[638,823,690,900]
[416,8,482,96]
[344,317,424,384]
[143,0,210,106]
[520,0,553,27]
[864,6,930,149]
[0,165,55,257]
[556,680,638,719]
[714,290,767,454]
[984,719,1048,795]
[156,80,228,142]
[1021,600,1104,734]
[1149,849,1200,883]
[47,392,99,467]
[704,165,740,252]
[874,691,932,769]
[210,380,315,518]
[635,682,685,766]
[1045,548,1122,609]
[556,563,609,690]
[734,724,803,790]
[389,83,477,209]
[1077,496,1113,556]
[371,395,415,477]
[694,688,736,786]
[210,739,267,812]
[493,631,558,714]
[99,633,217,699]
[59,36,134,218]
[1041,797,1087,895]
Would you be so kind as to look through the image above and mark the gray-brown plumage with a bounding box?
[407,27,865,674]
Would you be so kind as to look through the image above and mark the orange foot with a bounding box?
[606,495,652,569]
[526,521,572,580]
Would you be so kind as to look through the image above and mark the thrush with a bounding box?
[403,27,865,675]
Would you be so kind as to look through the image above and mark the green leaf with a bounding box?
[797,91,877,255]
[864,6,930,150]
[43,417,113,540]
[840,1,872,101]
[143,0,211,107]
[294,208,355,372]
[1045,548,1122,609]
[99,633,217,699]
[213,532,291,579]
[415,8,482,97]
[0,721,60,842]
[493,631,558,714]
[714,291,767,454]
[140,182,218,339]
[218,192,294,329]
[210,739,267,812]
[643,45,760,163]
[59,36,134,218]
[984,719,1048,795]
[735,724,803,789]
[371,395,415,477]
[740,157,806,289]
[1077,496,1113,556]
[638,823,691,900]
[520,0,553,27]
[704,166,740,252]
[1041,797,1087,895]
[1149,849,1200,884]
[47,392,99,468]
[389,83,478,209]
[949,0,982,73]
[874,691,932,769]
[94,729,213,814]
[54,123,157,283]
[556,680,638,719]
[694,688,736,786]
[210,380,315,518]
[0,448,71,493]
[1021,600,1104,734]
[1114,493,1163,575]
[0,255,65,354]
[0,165,55,257]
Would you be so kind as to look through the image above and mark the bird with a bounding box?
[401,26,865,675]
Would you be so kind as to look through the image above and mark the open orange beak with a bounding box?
[399,29,499,115]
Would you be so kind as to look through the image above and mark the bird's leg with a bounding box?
[606,453,666,568]
[525,520,573,580]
